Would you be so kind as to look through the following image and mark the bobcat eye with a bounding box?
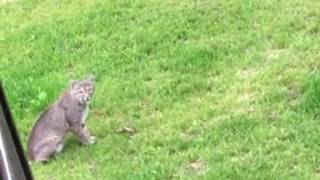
[88,87,93,93]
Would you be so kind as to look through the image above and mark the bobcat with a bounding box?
[28,76,96,162]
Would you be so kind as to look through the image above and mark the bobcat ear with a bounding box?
[87,74,96,82]
[70,80,79,88]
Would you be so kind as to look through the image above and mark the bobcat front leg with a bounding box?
[71,124,95,145]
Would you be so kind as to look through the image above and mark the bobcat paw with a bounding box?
[82,136,96,145]
[88,136,96,144]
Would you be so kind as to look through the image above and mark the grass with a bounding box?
[1,0,320,179]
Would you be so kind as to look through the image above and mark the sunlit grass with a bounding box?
[1,0,320,179]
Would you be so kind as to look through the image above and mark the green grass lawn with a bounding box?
[1,0,320,179]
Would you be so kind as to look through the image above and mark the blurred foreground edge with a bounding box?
[0,82,34,180]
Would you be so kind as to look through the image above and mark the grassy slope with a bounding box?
[1,0,320,179]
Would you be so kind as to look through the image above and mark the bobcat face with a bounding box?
[70,76,95,104]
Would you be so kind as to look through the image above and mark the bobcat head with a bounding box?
[70,75,95,104]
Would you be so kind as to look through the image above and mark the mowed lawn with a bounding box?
[1,0,320,179]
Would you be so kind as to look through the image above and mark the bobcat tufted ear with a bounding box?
[70,80,79,88]
[87,74,96,82]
